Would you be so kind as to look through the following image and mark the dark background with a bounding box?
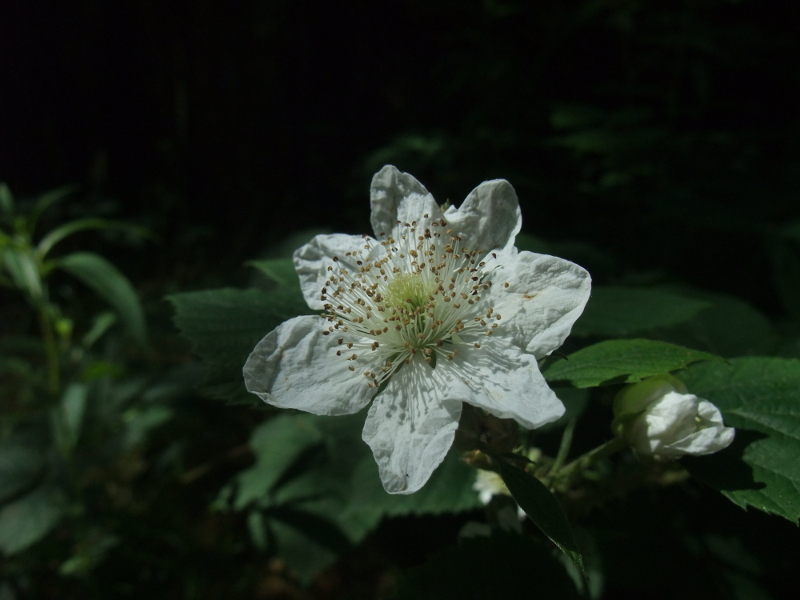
[2,2,800,598]
[3,0,799,314]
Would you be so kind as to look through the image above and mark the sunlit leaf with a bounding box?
[680,358,800,522]
[544,339,720,388]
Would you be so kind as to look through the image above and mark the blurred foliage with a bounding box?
[2,0,800,598]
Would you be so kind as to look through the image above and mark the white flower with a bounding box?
[474,469,510,506]
[473,447,541,519]
[613,375,735,457]
[243,165,591,494]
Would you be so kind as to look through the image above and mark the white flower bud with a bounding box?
[613,375,735,457]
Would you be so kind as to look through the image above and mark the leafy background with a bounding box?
[2,0,800,598]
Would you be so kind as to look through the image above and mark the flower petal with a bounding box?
[294,233,373,310]
[370,165,443,239]
[663,400,735,456]
[635,392,699,453]
[444,336,565,429]
[443,179,522,253]
[243,315,379,415]
[362,356,464,494]
[489,250,591,358]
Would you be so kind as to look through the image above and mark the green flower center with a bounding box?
[385,273,432,312]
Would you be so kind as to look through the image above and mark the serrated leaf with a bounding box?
[0,483,66,555]
[572,287,710,337]
[169,287,307,360]
[57,252,146,346]
[168,287,310,403]
[544,339,721,388]
[495,458,585,577]
[679,358,800,522]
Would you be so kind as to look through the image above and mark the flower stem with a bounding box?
[550,417,577,474]
[38,306,60,393]
[548,436,627,486]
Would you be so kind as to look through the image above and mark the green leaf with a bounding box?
[544,339,721,388]
[169,287,307,360]
[0,483,66,555]
[57,252,146,346]
[572,287,710,337]
[679,358,800,522]
[495,458,585,576]
[246,258,299,288]
[36,218,152,258]
[222,414,324,510]
[2,249,43,301]
[168,287,310,403]
[0,441,45,505]
[399,533,581,600]
[337,449,483,541]
[220,411,482,582]
[218,412,364,583]
[81,311,117,348]
[28,185,78,234]
[654,292,776,357]
[265,513,341,584]
[0,183,13,218]
[51,382,89,453]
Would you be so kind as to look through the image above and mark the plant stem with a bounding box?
[38,306,60,393]
[549,436,627,486]
[550,417,577,474]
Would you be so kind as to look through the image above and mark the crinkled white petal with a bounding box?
[488,250,591,358]
[294,233,373,310]
[443,179,522,254]
[369,165,443,239]
[243,315,380,415]
[628,393,735,456]
[362,356,464,494]
[659,399,735,456]
[443,336,565,429]
[632,391,699,453]
[697,398,726,426]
